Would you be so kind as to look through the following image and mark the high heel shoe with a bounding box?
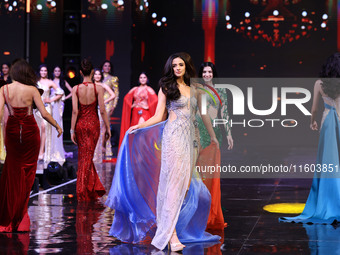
[170,242,185,252]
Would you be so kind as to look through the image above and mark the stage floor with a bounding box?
[0,145,335,254]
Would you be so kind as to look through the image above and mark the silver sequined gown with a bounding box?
[151,94,198,250]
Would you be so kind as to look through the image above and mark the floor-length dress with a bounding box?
[197,85,229,230]
[102,74,119,157]
[34,82,52,168]
[0,85,40,232]
[50,84,65,166]
[75,83,105,201]
[280,96,340,224]
[106,92,220,249]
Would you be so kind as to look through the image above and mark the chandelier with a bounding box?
[226,0,329,47]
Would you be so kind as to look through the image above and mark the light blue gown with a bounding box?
[280,96,340,224]
[106,94,220,249]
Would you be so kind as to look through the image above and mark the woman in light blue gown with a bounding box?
[280,53,340,224]
[106,52,220,251]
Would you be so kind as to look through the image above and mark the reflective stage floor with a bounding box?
[0,145,337,254]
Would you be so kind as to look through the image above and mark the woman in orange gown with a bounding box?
[70,59,111,201]
[0,59,62,232]
[197,62,234,230]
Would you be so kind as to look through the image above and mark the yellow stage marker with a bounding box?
[263,203,305,214]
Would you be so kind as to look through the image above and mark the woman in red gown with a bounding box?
[0,59,62,232]
[70,59,111,201]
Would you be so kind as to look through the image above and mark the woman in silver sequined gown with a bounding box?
[128,53,219,251]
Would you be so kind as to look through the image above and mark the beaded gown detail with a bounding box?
[0,85,40,232]
[75,83,105,201]
[280,96,340,223]
[50,81,66,166]
[106,92,220,249]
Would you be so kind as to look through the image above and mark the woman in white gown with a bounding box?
[35,65,64,167]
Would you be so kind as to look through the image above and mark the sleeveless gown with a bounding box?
[0,85,40,232]
[106,93,220,249]
[280,96,340,224]
[75,83,105,201]
[50,82,65,166]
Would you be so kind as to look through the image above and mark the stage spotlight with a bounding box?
[8,6,13,11]
[51,1,56,7]
[302,11,307,17]
[13,1,17,7]
[247,26,252,30]
[322,14,328,20]
[139,5,143,11]
[67,69,76,79]
[273,10,279,16]
[301,25,305,29]
[152,12,157,18]
[156,21,161,26]
[321,22,326,28]
[226,15,230,21]
[4,0,8,2]
[161,17,166,22]
[101,3,108,9]
[245,12,250,18]
[37,4,42,10]
[145,2,148,7]
[118,0,124,5]
[226,24,232,29]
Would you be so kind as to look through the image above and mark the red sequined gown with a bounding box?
[0,85,40,232]
[75,83,105,201]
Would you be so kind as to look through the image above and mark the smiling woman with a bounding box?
[106,52,220,252]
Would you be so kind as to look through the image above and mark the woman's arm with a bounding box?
[45,81,63,103]
[33,88,62,137]
[64,80,73,100]
[129,88,166,132]
[310,80,322,131]
[0,87,5,120]
[197,88,218,145]
[70,86,79,144]
[99,82,115,104]
[97,85,111,140]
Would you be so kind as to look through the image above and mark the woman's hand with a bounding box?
[56,126,63,138]
[227,135,234,150]
[128,124,141,133]
[310,121,318,131]
[71,133,77,145]
[210,136,219,149]
[43,98,51,104]
[104,128,111,142]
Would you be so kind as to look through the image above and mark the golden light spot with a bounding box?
[154,142,160,151]
[263,203,305,214]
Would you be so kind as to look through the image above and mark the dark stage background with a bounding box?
[0,0,338,148]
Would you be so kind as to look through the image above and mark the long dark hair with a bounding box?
[1,62,12,84]
[320,53,340,99]
[37,64,48,79]
[101,60,113,75]
[139,71,149,85]
[10,59,38,87]
[198,62,218,78]
[159,52,196,101]
[93,68,104,82]
[53,66,66,90]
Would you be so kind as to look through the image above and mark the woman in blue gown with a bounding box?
[280,53,340,224]
[106,52,220,251]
